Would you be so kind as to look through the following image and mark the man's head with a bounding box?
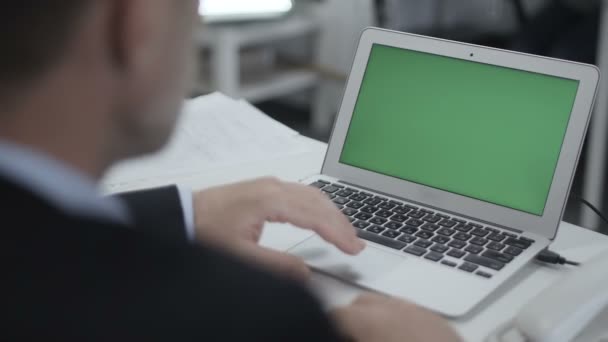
[0,0,200,177]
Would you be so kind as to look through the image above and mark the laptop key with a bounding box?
[471,228,490,237]
[336,189,354,197]
[448,240,466,249]
[382,230,401,239]
[447,249,466,259]
[376,210,393,218]
[322,186,340,194]
[346,201,365,210]
[333,184,345,189]
[424,252,444,262]
[342,208,358,216]
[430,244,449,253]
[453,232,471,241]
[464,255,505,271]
[504,246,523,256]
[310,181,327,189]
[360,206,379,214]
[437,228,455,236]
[455,224,474,232]
[414,239,432,248]
[378,202,396,210]
[333,197,350,205]
[441,260,457,267]
[349,194,368,202]
[431,235,450,245]
[367,225,386,234]
[392,206,411,215]
[469,237,488,246]
[482,250,513,264]
[364,198,382,206]
[369,217,387,225]
[353,221,370,229]
[385,222,403,230]
[465,245,483,254]
[415,231,433,240]
[476,271,493,279]
[400,226,418,235]
[487,233,506,242]
[354,213,373,221]
[487,242,505,251]
[390,214,408,223]
[504,238,531,249]
[406,219,424,227]
[520,236,536,244]
[458,262,479,273]
[404,245,427,256]
[423,215,442,223]
[421,223,440,232]
[398,234,417,244]
[348,217,356,223]
[438,219,457,227]
[408,211,425,219]
[357,230,407,250]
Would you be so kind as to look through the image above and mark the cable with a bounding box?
[536,249,580,266]
[572,195,608,226]
[534,194,608,267]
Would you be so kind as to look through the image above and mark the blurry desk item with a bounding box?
[103,135,608,342]
[196,15,320,103]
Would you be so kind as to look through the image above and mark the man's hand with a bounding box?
[193,177,365,279]
[332,293,462,342]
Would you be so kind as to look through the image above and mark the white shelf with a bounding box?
[195,68,318,103]
[240,69,318,102]
[198,15,319,47]
[195,14,321,103]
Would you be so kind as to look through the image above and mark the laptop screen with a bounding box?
[339,44,580,216]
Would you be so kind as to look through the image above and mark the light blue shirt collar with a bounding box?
[0,141,130,224]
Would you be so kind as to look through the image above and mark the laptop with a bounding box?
[287,28,599,317]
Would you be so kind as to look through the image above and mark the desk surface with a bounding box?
[106,135,608,342]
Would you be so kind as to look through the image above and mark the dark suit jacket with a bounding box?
[2,178,341,341]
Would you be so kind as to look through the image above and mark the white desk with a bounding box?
[105,135,608,342]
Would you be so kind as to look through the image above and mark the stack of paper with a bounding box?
[102,93,309,192]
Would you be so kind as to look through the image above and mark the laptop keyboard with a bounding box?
[310,180,535,279]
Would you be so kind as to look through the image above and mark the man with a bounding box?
[1,1,460,341]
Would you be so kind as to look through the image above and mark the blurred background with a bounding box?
[196,0,607,232]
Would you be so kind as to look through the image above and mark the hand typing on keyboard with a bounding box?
[192,177,366,280]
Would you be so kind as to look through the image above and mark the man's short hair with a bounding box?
[1,2,91,87]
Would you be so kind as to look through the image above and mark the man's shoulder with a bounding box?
[3,188,338,341]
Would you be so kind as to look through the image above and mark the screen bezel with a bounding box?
[323,28,599,240]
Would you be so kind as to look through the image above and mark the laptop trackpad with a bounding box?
[289,235,404,283]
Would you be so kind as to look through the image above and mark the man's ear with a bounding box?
[107,0,166,75]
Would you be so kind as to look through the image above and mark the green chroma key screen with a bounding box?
[340,44,580,216]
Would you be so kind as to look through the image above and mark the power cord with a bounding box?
[533,194,607,267]
[572,194,608,226]
[536,249,580,266]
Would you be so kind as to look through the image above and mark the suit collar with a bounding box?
[0,141,129,224]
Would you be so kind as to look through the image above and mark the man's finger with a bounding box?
[237,243,311,281]
[265,183,364,254]
[330,306,368,340]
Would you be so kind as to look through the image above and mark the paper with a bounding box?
[102,93,308,192]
